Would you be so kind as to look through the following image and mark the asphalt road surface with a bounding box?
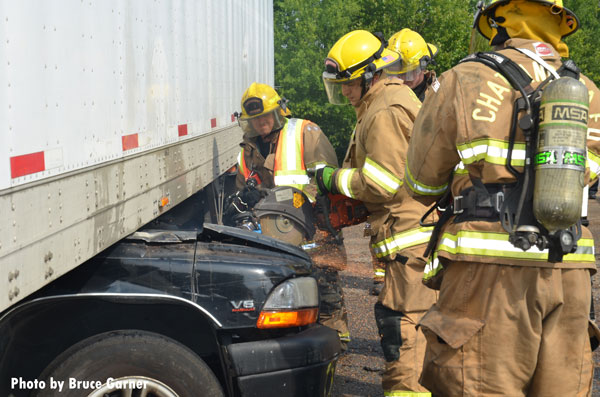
[332,197,600,397]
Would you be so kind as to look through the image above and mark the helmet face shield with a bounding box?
[239,108,287,138]
[322,73,350,105]
[386,58,419,81]
[387,66,421,82]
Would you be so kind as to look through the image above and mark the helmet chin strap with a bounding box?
[360,67,379,100]
[360,78,370,100]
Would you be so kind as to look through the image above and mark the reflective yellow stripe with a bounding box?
[423,253,442,282]
[437,230,595,262]
[306,161,330,170]
[457,138,526,166]
[274,169,312,184]
[372,227,434,258]
[374,268,386,277]
[336,168,357,198]
[237,150,246,175]
[453,161,468,175]
[587,150,600,180]
[363,157,402,194]
[283,118,303,171]
[384,391,431,396]
[274,119,311,185]
[405,165,447,196]
[588,127,600,142]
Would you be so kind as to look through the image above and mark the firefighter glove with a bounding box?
[316,166,336,195]
[240,185,265,209]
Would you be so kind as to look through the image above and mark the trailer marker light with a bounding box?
[256,308,318,329]
[159,197,170,207]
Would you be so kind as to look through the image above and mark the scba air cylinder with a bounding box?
[534,76,589,232]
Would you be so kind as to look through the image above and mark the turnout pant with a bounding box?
[376,247,437,396]
[419,261,594,396]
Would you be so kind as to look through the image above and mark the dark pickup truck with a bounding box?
[0,213,341,396]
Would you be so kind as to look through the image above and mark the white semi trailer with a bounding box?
[0,0,273,314]
[0,2,341,396]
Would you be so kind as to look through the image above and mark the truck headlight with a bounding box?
[256,277,319,329]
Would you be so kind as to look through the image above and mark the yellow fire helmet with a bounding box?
[322,30,400,105]
[475,0,579,42]
[238,82,291,137]
[386,29,438,82]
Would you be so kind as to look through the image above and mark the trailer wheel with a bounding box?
[35,330,224,397]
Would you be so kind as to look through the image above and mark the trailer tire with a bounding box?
[34,329,224,397]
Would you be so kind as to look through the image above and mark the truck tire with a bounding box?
[35,330,224,397]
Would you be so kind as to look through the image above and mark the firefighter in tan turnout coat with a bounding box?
[236,82,350,345]
[236,83,338,198]
[403,1,600,395]
[319,30,437,396]
[367,28,441,297]
[387,28,440,103]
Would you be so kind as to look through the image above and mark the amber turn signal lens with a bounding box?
[256,308,318,329]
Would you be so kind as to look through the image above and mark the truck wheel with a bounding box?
[35,330,224,397]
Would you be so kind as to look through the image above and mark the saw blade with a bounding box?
[259,214,304,246]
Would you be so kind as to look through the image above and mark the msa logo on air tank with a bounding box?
[540,104,589,123]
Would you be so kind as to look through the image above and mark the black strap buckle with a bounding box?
[453,191,505,216]
[453,195,464,214]
[492,191,504,213]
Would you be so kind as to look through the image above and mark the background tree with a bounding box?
[274,0,361,160]
[355,0,474,72]
[274,0,599,161]
[565,0,600,84]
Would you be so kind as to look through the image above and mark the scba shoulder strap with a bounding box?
[460,49,580,92]
[460,50,533,95]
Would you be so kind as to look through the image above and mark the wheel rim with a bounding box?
[86,376,179,397]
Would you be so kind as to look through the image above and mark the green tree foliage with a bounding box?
[274,0,477,161]
[274,0,361,160]
[274,0,599,161]
[355,0,474,73]
[565,1,600,86]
